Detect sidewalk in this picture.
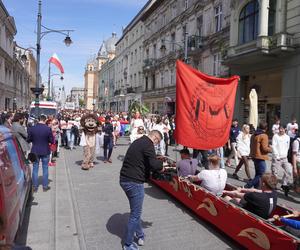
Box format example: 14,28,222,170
16,149,81,250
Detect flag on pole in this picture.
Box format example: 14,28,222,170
174,60,239,150
49,53,64,74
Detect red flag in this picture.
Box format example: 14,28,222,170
49,53,64,74
174,60,239,150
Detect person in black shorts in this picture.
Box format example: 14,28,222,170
223,173,278,219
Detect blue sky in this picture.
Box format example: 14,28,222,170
3,0,148,93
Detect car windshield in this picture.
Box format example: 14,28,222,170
30,108,57,118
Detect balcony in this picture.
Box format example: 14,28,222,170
114,89,121,96
143,58,157,71
188,35,203,52
127,87,135,94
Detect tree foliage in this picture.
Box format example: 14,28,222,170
128,100,149,117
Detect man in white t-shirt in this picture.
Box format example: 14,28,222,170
271,125,293,194
188,154,227,196
177,148,198,177
287,117,298,139
292,135,300,192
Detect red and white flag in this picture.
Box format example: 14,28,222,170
49,53,64,74
174,60,239,150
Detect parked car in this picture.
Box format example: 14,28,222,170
0,125,32,246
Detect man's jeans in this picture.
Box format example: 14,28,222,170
120,180,144,246
66,130,74,149
32,155,50,188
245,159,266,188
103,136,113,160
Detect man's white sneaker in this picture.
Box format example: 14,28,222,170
137,238,144,246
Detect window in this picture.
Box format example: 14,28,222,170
268,0,276,36
184,0,189,10
197,15,203,36
239,0,259,44
5,98,10,111
213,53,221,76
160,71,164,88
153,44,157,59
172,2,177,19
171,33,176,51
170,69,174,85
152,74,156,89
145,77,149,91
182,25,187,42
215,5,222,32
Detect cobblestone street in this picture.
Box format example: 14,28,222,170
14,137,300,250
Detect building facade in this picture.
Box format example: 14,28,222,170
114,2,153,112
0,2,33,111
84,56,98,110
70,87,85,108
141,0,231,114
97,33,118,110
98,57,116,111
226,0,300,127
85,33,118,111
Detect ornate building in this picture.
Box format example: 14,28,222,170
114,2,154,112
225,0,300,126
98,32,118,110
85,32,118,110
0,2,32,110
84,55,98,110
141,0,231,114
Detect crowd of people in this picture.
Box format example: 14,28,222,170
1,108,300,249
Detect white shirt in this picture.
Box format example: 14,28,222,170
177,158,198,177
131,118,144,129
287,122,298,138
236,132,251,156
272,124,280,135
197,168,227,196
292,138,300,163
272,133,290,159
152,123,165,138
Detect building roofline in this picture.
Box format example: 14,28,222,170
115,0,160,46
0,0,10,17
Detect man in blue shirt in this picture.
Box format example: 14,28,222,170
28,114,53,192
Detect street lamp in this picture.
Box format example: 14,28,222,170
48,73,64,100
33,0,74,115
160,30,189,62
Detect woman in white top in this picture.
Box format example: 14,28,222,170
233,124,251,180
129,111,145,143
188,155,227,196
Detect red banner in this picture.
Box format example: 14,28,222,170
174,60,239,150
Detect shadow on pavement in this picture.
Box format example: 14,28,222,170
145,183,245,249
14,194,38,248
37,177,52,186
106,213,153,245
144,183,170,200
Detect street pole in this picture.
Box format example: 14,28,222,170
35,0,42,106
184,30,188,63
47,61,51,100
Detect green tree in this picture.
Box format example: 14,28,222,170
79,98,85,107
128,100,149,117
